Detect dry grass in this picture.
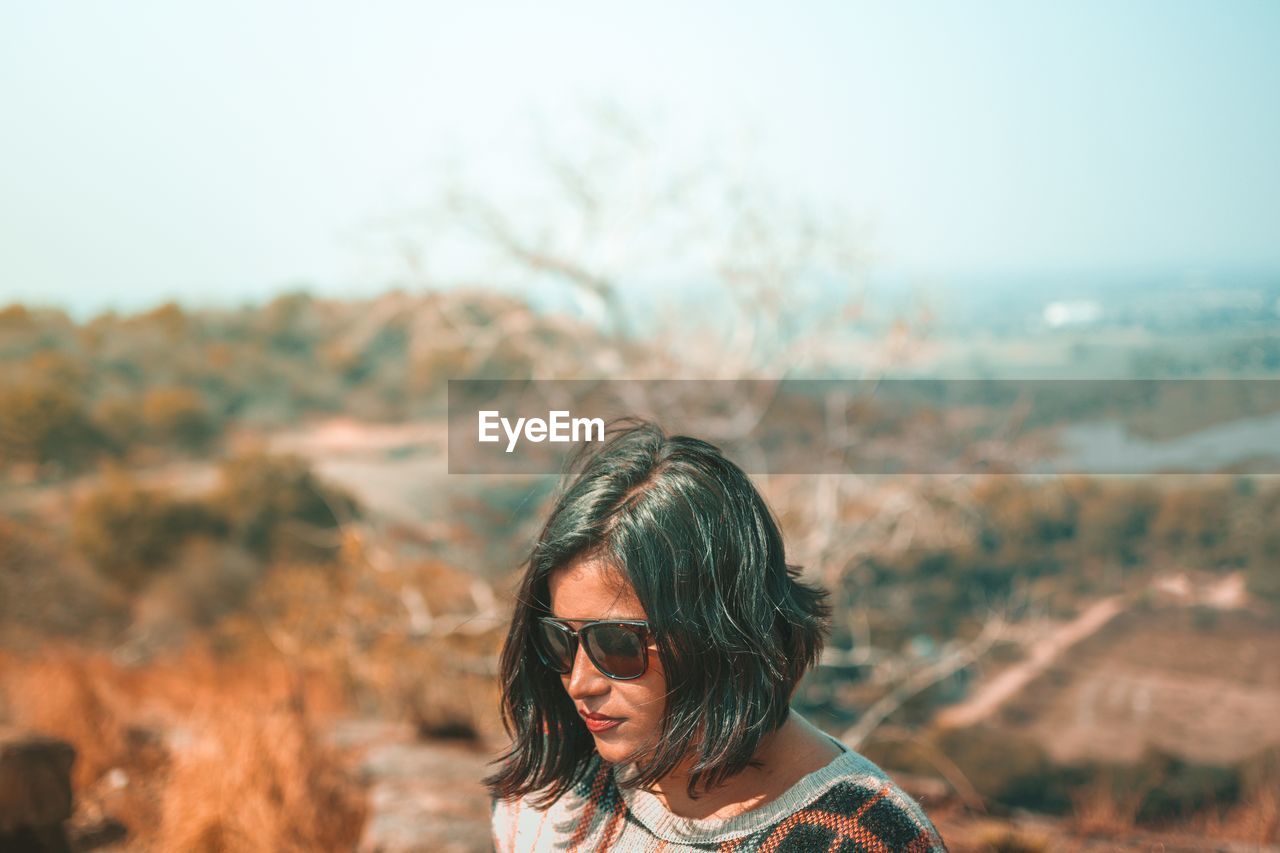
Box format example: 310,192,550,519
1224,786,1280,844
154,702,364,852
1195,783,1280,845
220,556,507,742
1069,779,1147,839
0,643,365,852
1069,769,1280,847
968,822,1049,853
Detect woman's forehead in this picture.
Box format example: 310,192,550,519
547,555,646,618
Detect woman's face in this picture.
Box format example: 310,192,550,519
546,554,667,766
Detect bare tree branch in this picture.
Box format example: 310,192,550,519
840,614,1007,749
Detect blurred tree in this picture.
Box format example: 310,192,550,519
0,381,99,473
0,304,77,360
0,302,34,331
1246,489,1280,603
973,476,1078,558
140,386,218,452
935,725,1065,811
22,351,90,390
1071,478,1158,565
212,452,359,564
372,103,883,396
136,301,189,341
90,395,144,458
261,291,313,344
1150,485,1231,551
71,470,225,592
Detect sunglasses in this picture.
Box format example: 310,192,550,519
533,617,653,681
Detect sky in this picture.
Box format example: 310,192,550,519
2,1,1278,317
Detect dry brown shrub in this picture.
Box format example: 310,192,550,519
0,644,364,852
224,553,506,741
0,519,130,647
1149,485,1232,550
969,821,1049,853
1196,774,1280,845
1069,780,1144,838
154,701,365,852
1224,786,1280,844
0,644,132,789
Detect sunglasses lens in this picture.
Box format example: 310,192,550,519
584,624,647,679
534,621,574,673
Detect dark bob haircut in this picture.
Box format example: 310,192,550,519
484,418,831,808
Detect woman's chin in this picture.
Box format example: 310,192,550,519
593,740,632,764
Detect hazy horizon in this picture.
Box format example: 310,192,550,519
4,2,1279,318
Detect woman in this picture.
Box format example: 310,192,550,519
486,419,947,851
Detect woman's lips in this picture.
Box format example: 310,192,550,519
580,712,623,733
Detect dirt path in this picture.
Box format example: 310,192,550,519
934,595,1126,730
325,719,497,853
0,419,447,525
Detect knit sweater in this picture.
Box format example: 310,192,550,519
490,738,948,852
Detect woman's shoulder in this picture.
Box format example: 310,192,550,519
490,753,619,852
492,748,948,852
610,743,948,851
792,746,947,852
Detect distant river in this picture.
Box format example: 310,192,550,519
1037,410,1280,474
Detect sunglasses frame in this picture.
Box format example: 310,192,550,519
534,616,653,681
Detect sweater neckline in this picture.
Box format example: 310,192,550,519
613,736,874,844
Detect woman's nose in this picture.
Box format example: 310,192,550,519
564,643,608,698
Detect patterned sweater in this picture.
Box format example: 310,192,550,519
490,739,948,852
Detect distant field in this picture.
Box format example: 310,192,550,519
996,606,1280,764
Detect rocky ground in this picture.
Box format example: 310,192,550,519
14,714,1275,852
325,718,497,853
